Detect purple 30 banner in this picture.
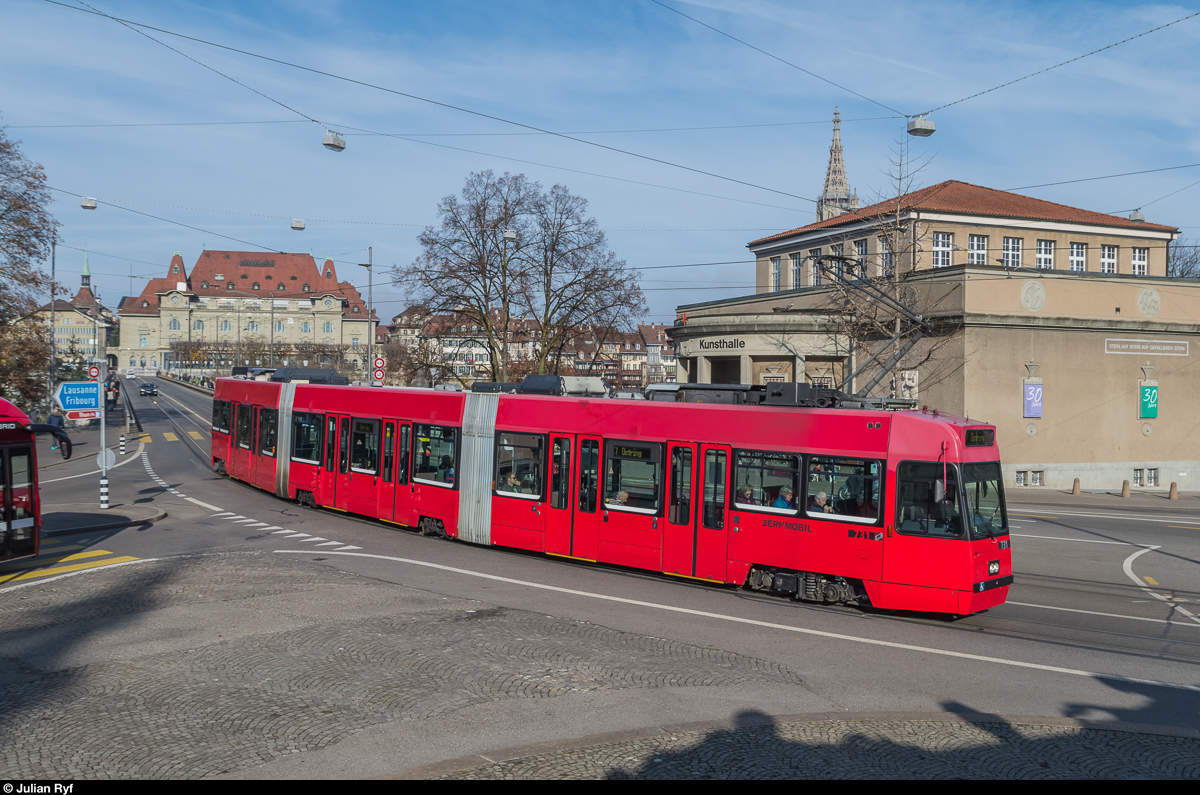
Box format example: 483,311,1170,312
1023,383,1043,418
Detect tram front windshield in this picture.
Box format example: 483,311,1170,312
962,462,1008,539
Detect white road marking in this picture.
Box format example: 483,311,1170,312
281,533,311,538
221,515,246,521
1011,533,1137,546
270,530,293,534
1005,600,1200,628
1010,507,1200,526
210,511,235,517
334,545,362,551
1121,546,1200,626
243,522,270,528
233,519,259,524
259,526,283,531
298,537,327,543
315,541,343,546
275,550,1200,694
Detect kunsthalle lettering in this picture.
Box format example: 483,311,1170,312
698,339,746,350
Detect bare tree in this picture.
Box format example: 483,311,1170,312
395,171,536,383
520,184,646,374
0,126,57,410
1167,238,1200,279
394,171,645,381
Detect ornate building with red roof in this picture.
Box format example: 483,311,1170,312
117,251,377,373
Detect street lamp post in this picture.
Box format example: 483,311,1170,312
358,247,373,382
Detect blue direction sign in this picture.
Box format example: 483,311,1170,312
54,381,102,411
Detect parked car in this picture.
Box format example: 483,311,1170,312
139,383,157,396
126,372,136,379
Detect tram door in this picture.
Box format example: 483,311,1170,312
543,435,601,559
247,407,261,487
318,414,341,509
662,443,731,581
378,421,414,524
1,445,36,561
331,415,353,512
233,403,253,481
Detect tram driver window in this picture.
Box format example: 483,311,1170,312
258,409,278,457
604,440,662,513
350,419,380,474
413,424,458,486
896,462,964,538
734,449,801,513
495,432,544,498
806,457,881,523
236,405,252,449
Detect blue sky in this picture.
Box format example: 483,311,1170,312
4,0,1199,323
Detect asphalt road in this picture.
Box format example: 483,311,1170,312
5,375,1197,779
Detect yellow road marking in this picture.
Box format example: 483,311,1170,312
139,434,152,443
0,545,88,571
0,555,140,583
163,432,179,442
1144,576,1159,585
187,431,204,440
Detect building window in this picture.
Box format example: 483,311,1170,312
172,264,180,274
201,281,209,288
1101,245,1118,274
303,283,311,292
220,320,231,332
1132,247,1148,276
1133,469,1143,487
932,233,952,268
252,282,260,290
301,322,311,333
352,338,359,348
139,334,148,347
1036,240,1054,269
1147,468,1159,486
967,235,987,265
810,248,822,286
1031,471,1043,486
193,320,203,331
1003,237,1022,269
853,239,868,277
323,322,333,334
248,321,258,333
275,321,284,333
227,282,234,290
168,318,180,331
879,242,894,276
790,253,801,288
770,257,781,292
277,283,286,291
1069,243,1086,272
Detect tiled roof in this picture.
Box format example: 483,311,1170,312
749,180,1179,247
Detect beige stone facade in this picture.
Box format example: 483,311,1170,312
673,182,1193,492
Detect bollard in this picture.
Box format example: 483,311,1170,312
100,477,110,510
1121,480,1131,498
1072,477,1081,495
120,434,126,455
1169,482,1179,500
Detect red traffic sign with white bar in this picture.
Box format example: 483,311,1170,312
66,410,100,420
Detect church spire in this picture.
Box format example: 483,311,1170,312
817,107,859,221
81,242,91,288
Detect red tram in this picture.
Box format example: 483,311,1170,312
1,398,72,563
211,377,1012,615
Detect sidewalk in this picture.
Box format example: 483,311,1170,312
1007,486,1200,511
393,710,1200,779
41,501,166,537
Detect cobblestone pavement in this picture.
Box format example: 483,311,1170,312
0,553,807,779
420,715,1200,779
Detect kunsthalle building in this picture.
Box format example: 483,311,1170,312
670,179,1192,492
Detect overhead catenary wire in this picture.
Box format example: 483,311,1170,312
45,0,818,205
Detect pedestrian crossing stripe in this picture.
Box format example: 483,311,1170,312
163,432,179,442
0,553,141,583
188,431,204,440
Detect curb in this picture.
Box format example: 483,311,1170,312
43,506,168,537
381,710,1200,780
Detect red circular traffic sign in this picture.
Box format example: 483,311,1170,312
374,357,385,369
373,368,385,381
88,365,100,380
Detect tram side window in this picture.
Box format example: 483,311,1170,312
578,439,599,513
325,416,338,472
734,449,801,512
236,405,252,449
291,412,324,464
604,440,662,513
896,461,963,538
397,425,411,485
7,448,35,555
350,419,380,473
807,456,881,522
550,437,571,509
495,432,544,498
382,423,395,482
668,447,693,525
338,418,350,474
212,400,231,433
413,424,458,485
258,409,278,457
702,449,727,530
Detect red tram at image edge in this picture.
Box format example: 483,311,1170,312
210,379,1013,615
1,398,73,563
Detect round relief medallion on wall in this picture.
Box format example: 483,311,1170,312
1026,423,1037,436
1020,280,1046,312
1137,288,1160,318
